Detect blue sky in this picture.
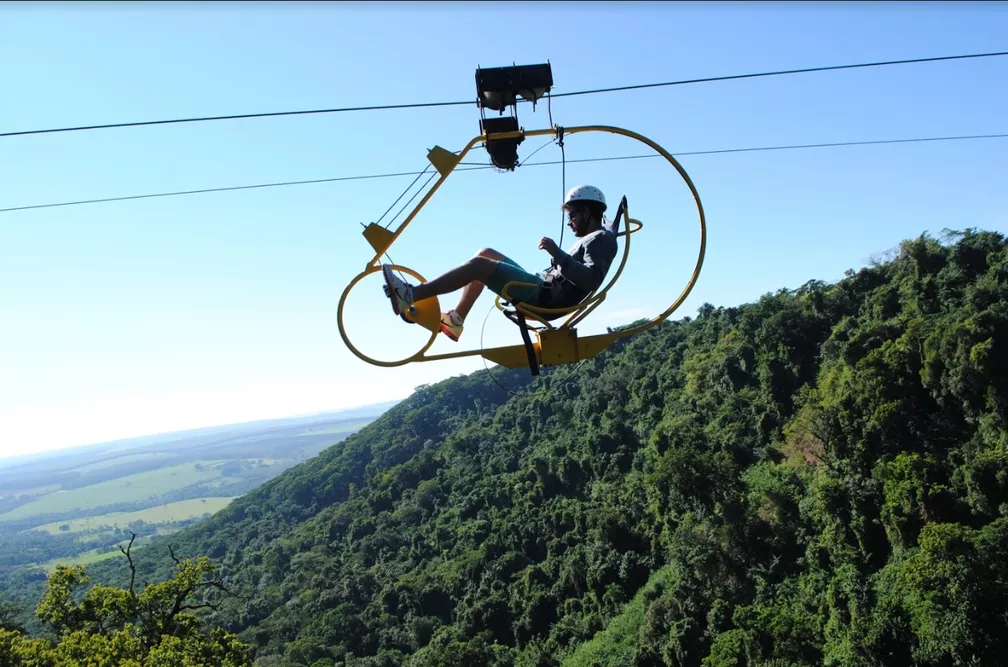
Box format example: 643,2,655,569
1,2,1006,460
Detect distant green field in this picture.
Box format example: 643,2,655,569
38,533,162,573
203,476,248,489
0,484,62,500
294,420,371,437
41,547,121,572
73,452,173,474
30,497,236,534
0,462,226,522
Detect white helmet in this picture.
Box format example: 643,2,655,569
563,184,606,213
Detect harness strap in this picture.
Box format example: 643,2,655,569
503,307,541,376
515,311,540,376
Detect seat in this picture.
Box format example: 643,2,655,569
498,196,629,374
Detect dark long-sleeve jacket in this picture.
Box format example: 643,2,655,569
539,229,618,307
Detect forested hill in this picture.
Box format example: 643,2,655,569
73,229,1008,666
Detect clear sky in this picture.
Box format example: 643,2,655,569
1,2,1006,461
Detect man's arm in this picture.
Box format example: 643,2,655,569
553,233,617,293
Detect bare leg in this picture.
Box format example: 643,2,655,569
454,281,484,321
411,256,495,302
454,248,511,320
403,248,512,322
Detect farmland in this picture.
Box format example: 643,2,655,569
0,463,226,523
0,402,393,578
31,497,236,535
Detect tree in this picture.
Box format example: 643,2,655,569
0,533,253,666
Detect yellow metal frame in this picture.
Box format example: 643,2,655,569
336,124,707,372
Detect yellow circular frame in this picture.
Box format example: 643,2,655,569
337,124,707,373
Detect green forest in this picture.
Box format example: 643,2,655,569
1,228,1005,666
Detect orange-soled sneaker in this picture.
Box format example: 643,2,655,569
439,310,464,342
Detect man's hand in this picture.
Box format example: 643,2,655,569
538,237,559,258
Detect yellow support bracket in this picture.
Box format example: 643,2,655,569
362,223,396,258
427,146,461,177
481,342,540,370
537,328,579,367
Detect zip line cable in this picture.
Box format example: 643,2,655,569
2,49,1006,139
2,132,1005,215
0,170,475,214
476,132,1008,166
546,49,1008,100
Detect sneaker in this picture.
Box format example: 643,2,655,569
440,310,464,342
382,265,415,317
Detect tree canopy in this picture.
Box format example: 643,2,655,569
1,535,254,666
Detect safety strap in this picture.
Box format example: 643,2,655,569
504,308,540,376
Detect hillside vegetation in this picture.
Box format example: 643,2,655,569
5,228,1006,667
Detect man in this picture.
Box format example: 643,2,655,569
382,185,617,342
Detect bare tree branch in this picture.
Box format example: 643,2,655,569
179,601,221,613
119,532,138,597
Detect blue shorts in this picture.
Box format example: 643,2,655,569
486,255,542,303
